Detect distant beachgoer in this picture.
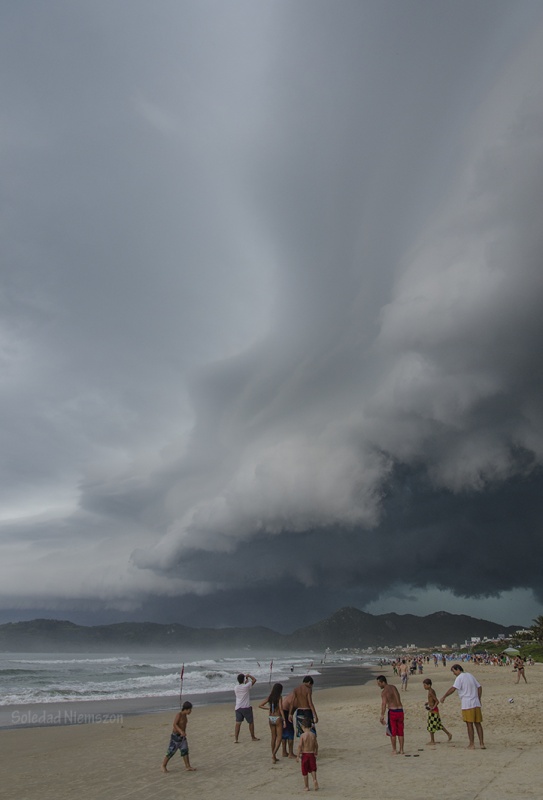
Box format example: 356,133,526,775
296,719,319,791
377,675,404,755
281,691,296,758
161,701,196,772
398,659,409,691
234,673,260,743
514,656,527,684
258,682,285,763
440,665,485,750
423,679,452,745
289,676,318,745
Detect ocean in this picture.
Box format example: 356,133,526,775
0,651,377,729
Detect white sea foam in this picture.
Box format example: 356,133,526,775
0,651,337,707
15,657,131,665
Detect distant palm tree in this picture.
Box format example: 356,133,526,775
531,615,543,643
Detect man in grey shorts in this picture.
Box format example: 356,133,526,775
234,672,260,743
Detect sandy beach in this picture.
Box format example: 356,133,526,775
1,661,541,800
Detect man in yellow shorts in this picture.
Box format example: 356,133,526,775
440,664,485,750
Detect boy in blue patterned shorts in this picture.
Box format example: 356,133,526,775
162,702,196,772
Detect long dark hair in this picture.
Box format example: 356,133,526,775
267,682,283,707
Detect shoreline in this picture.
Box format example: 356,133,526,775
0,662,375,730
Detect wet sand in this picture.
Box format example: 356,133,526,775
0,662,373,729
0,661,540,799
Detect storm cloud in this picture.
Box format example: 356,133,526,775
1,1,542,630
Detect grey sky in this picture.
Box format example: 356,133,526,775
1,1,542,631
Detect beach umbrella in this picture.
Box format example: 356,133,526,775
503,647,520,655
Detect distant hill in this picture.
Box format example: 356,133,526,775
0,618,284,653
285,607,520,649
0,609,520,653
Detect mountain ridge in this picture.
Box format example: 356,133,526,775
0,608,521,652
289,607,520,649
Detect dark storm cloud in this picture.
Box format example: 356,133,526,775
134,465,543,600
1,1,543,627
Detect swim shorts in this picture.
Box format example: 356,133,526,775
300,752,317,776
282,711,294,740
295,709,316,737
387,709,404,737
461,707,482,723
235,706,254,724
427,710,444,733
165,732,188,758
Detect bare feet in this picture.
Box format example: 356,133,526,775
251,737,260,741
447,733,453,742
314,781,319,790
161,766,168,773
480,745,486,749
185,766,197,771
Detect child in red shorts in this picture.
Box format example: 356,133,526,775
296,719,319,791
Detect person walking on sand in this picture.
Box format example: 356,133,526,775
289,676,318,743
399,659,409,691
234,672,260,743
423,679,452,745
258,682,285,763
377,675,404,755
161,701,196,773
297,719,319,792
440,664,485,750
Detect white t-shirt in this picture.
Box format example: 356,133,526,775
453,671,481,709
234,680,253,709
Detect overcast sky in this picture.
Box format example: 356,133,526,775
1,1,543,633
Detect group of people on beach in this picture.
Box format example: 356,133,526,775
232,671,320,791
378,663,485,755
254,672,320,791
161,671,320,791
161,653,529,786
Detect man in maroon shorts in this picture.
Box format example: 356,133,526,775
377,675,405,755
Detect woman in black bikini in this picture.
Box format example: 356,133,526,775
259,682,285,763
514,655,527,683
